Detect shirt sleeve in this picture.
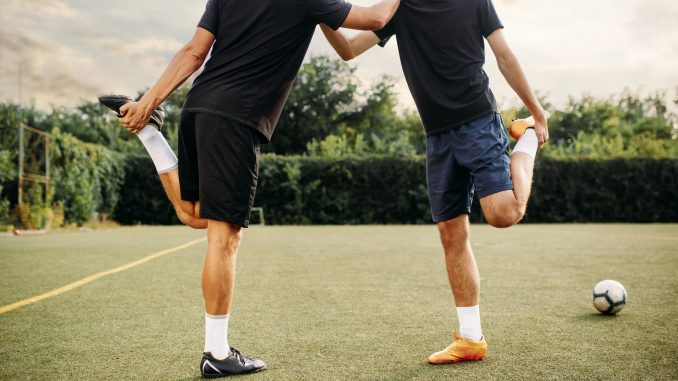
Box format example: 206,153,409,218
307,0,353,30
373,18,396,47
478,0,503,38
197,0,219,35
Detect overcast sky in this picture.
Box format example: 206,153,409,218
1,0,676,111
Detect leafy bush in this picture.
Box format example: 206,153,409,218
116,155,678,225
0,149,13,224
528,158,678,222
113,155,178,225
256,155,432,224
50,129,125,225
0,199,9,225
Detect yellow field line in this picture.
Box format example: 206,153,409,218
0,237,207,315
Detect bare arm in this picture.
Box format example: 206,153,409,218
341,0,400,31
120,28,216,132
487,29,549,146
320,25,381,61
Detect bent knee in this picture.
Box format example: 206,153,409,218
177,210,207,230
485,207,525,229
186,219,208,230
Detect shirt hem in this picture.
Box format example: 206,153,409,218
477,183,514,199
482,24,504,38
181,107,272,143
330,4,353,31
432,208,472,223
425,109,497,137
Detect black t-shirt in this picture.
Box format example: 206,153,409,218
183,0,352,142
375,0,503,136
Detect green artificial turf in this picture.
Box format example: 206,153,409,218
1,225,677,380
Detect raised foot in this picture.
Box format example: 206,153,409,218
98,94,166,130
507,116,535,141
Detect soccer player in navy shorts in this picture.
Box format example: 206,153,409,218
106,0,401,377
321,0,549,364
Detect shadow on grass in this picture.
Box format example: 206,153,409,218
178,373,260,381
380,358,491,381
572,313,622,324
176,361,491,380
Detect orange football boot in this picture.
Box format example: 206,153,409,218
507,115,535,141
427,332,487,365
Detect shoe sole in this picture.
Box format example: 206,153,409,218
201,365,267,378
98,96,132,111
428,356,486,365
98,95,163,130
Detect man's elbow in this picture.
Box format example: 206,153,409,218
363,7,388,30
339,49,357,61
339,53,353,61
497,50,518,69
182,45,208,69
369,15,388,31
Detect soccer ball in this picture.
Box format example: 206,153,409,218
592,280,627,315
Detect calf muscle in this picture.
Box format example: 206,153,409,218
158,169,208,229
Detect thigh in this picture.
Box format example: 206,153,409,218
194,113,260,228
452,112,513,199
426,130,474,223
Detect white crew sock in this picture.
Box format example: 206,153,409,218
136,125,178,174
457,305,483,342
512,128,538,159
204,313,230,359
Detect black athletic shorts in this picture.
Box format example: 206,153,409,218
178,112,260,228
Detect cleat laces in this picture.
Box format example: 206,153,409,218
229,347,247,365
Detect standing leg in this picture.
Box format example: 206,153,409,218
427,214,487,364
439,215,479,310
202,220,241,359
195,113,266,377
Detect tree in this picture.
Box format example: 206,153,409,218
268,55,358,154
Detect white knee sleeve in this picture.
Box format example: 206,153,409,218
137,125,178,174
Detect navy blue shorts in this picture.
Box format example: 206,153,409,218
426,112,513,223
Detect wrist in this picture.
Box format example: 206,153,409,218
138,96,157,116
529,107,547,121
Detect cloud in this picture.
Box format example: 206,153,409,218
83,36,183,57
5,0,77,18
0,0,676,111
0,29,102,108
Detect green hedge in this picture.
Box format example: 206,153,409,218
256,156,432,224
113,155,178,225
528,158,678,222
50,129,125,224
113,156,678,225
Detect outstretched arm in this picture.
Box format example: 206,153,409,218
321,25,381,61
120,28,215,132
487,29,549,146
341,0,400,30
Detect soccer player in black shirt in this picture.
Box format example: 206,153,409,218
109,0,400,377
321,0,549,365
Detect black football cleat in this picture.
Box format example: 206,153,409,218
200,348,267,378
98,94,165,130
